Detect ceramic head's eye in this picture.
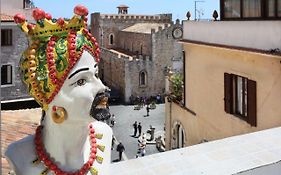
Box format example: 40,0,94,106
77,79,86,86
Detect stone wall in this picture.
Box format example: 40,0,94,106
124,59,155,102
117,31,151,56
99,49,127,100
1,23,30,101
150,22,184,95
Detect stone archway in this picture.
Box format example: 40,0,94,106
172,121,186,149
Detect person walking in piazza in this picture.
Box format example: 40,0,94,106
112,136,116,150
5,5,113,175
146,104,150,116
138,122,142,137
132,121,138,137
138,133,147,157
116,142,125,161
111,114,115,127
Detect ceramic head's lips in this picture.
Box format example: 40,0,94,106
90,92,111,121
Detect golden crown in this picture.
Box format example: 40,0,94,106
14,5,100,110
14,5,88,39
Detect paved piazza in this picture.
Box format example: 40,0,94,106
110,104,165,162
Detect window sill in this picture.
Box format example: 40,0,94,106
229,113,256,127
139,85,147,88
1,84,14,88
1,45,13,47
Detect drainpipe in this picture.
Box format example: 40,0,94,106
165,68,173,150
169,99,172,150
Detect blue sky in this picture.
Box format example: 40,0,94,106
33,0,220,21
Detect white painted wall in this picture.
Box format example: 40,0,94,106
110,127,281,175
183,20,281,51
238,161,281,175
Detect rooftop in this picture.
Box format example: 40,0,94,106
0,14,14,22
117,5,129,8
110,127,281,175
1,108,41,174
122,23,169,34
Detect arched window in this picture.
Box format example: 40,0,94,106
109,34,114,45
139,70,147,86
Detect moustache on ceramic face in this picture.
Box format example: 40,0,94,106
90,91,111,121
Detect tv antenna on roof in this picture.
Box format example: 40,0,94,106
194,0,205,21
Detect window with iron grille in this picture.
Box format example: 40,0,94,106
1,64,13,86
1,29,12,46
224,73,257,126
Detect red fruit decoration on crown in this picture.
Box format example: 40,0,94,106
57,18,65,27
84,16,88,22
45,13,52,20
14,13,26,24
32,8,46,21
27,23,36,30
74,5,89,16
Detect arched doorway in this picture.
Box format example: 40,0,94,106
172,121,186,149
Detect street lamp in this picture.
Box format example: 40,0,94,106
194,0,205,21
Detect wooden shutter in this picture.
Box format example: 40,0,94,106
247,79,257,127
182,50,186,107
224,73,232,113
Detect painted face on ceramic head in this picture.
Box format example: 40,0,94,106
49,51,109,123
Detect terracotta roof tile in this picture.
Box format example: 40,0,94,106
0,14,14,22
1,108,41,174
117,5,129,8
122,23,169,34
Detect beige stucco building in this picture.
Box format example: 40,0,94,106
165,0,281,150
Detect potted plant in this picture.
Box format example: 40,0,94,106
170,73,183,101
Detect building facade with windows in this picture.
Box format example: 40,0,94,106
1,1,34,101
165,0,281,150
91,6,183,103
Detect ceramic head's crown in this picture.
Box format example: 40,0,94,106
14,5,100,110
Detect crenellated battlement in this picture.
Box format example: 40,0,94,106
98,13,172,22
151,23,173,34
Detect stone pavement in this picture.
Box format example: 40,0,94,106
109,104,165,162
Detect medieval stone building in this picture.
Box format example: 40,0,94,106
91,6,183,103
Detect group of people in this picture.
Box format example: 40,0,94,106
129,94,163,106
132,121,148,157
132,121,142,137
